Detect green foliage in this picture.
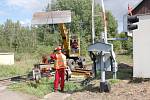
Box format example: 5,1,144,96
108,79,120,85
80,37,88,56
48,0,117,56
0,20,36,53
111,41,122,52
35,25,60,46
0,53,38,79
116,54,133,65
107,11,118,37
64,82,82,92
9,78,54,97
117,67,132,79
0,0,118,57
14,53,24,61
124,37,133,55
0,65,30,78
33,45,53,60
117,33,133,55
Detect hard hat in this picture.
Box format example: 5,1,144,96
54,48,57,50
56,46,62,50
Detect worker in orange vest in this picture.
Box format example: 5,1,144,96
53,46,67,92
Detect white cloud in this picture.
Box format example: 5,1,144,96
0,11,8,16
6,0,48,11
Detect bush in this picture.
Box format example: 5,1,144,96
33,45,54,60
111,41,122,52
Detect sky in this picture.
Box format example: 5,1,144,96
0,0,51,25
0,0,142,32
97,0,142,32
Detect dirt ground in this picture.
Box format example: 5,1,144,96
1,63,150,100
65,63,150,100
65,80,150,100
2,79,150,100
0,86,38,100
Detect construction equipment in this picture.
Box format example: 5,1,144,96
31,10,85,71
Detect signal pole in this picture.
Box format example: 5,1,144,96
92,0,95,44
101,0,107,43
88,0,118,92
100,0,107,89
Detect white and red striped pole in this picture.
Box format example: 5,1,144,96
101,0,108,43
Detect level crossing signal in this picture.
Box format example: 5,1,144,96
127,15,139,31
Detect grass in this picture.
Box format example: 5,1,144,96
92,54,133,80
116,54,133,65
117,67,133,79
9,77,83,98
9,77,54,97
64,81,83,92
108,79,120,85
116,54,133,79
1,52,83,98
2,53,133,97
0,53,39,79
0,60,36,79
96,69,132,81
0,65,28,78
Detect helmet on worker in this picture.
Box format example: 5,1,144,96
56,46,62,52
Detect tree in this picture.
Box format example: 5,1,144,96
0,19,37,52
0,0,118,56
50,0,103,43
49,0,118,55
107,11,118,37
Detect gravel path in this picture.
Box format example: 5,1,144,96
0,85,38,100
44,92,71,100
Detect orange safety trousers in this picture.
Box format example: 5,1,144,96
54,68,65,91
54,53,66,91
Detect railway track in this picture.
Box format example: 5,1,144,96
0,75,28,86
72,69,92,76
70,63,93,81
0,79,12,86
0,63,93,86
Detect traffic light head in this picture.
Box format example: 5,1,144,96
128,16,139,23
128,24,138,30
127,15,139,31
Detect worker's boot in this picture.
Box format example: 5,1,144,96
54,89,58,92
60,88,64,92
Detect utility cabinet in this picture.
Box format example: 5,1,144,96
0,53,14,65
133,14,150,78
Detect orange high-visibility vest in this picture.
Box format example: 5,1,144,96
54,53,66,69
